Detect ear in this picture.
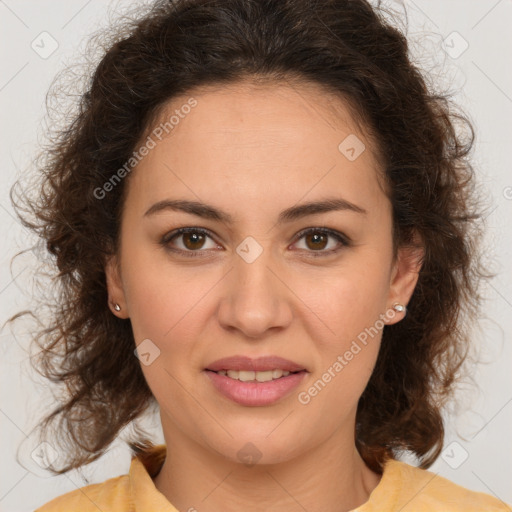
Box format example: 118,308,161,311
385,231,424,325
105,254,129,318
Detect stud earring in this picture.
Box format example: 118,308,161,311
392,303,405,313
113,303,121,312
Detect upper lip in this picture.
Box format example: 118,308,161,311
205,355,307,373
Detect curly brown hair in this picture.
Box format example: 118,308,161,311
7,0,488,475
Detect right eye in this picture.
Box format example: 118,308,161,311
160,227,223,257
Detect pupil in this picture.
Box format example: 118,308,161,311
307,232,327,250
185,232,204,250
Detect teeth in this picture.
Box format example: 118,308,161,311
218,369,292,381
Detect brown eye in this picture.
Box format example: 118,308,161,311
181,231,207,250
293,228,350,256
161,227,220,256
161,226,350,259
304,232,329,251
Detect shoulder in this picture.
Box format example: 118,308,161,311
371,459,511,511
34,473,131,512
34,444,168,512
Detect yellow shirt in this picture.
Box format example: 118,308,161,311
35,444,510,511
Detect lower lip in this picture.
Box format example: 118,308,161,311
204,370,307,406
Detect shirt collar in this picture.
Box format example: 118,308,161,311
129,444,179,512
127,444,402,512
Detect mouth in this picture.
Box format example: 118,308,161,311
203,355,308,405
204,368,305,382
204,367,308,407
204,355,307,378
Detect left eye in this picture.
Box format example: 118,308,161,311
161,227,349,257
293,228,348,254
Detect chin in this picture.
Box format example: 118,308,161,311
205,431,306,467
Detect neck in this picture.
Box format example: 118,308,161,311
153,418,381,512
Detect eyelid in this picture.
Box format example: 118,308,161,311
160,226,350,257
292,226,350,246
160,227,220,251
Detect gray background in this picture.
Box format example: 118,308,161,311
1,0,511,510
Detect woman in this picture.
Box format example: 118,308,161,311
8,0,509,510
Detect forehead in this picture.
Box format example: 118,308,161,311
126,80,388,219
153,78,373,148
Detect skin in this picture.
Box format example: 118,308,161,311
105,80,423,512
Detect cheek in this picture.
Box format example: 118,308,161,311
125,270,202,406
121,242,207,342
122,251,219,391
125,280,177,343
295,253,391,400
301,256,391,342
296,278,385,429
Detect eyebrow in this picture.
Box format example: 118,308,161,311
144,197,367,224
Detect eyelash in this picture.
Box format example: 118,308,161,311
160,227,350,258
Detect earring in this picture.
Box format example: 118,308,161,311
113,303,121,312
392,303,405,313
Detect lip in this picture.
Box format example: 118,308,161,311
205,355,307,373
204,369,308,406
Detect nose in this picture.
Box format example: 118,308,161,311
216,244,293,339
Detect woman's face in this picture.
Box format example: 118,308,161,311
106,81,420,465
